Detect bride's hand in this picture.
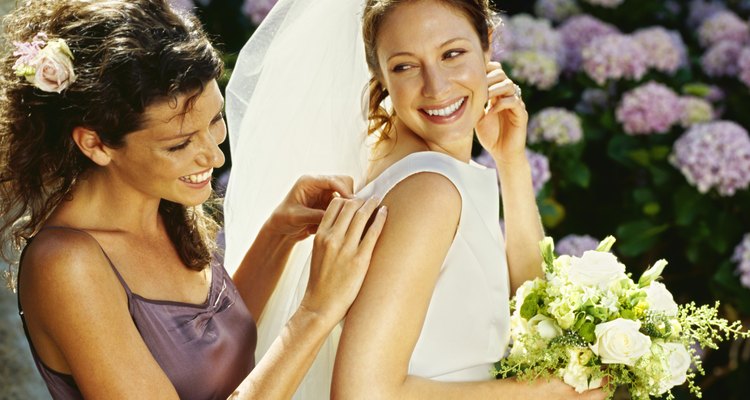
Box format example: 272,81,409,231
266,175,355,242
475,61,529,166
302,197,387,322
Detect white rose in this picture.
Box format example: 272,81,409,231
662,342,691,387
28,39,76,93
569,251,627,288
528,314,563,340
645,281,678,316
561,349,603,393
591,318,652,366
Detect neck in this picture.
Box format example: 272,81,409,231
389,118,473,162
52,168,163,236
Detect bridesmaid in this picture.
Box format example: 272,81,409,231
0,1,385,399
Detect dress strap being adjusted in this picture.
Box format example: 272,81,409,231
35,226,134,295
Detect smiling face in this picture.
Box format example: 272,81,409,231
375,0,490,156
106,80,226,207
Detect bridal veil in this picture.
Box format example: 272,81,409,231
223,0,370,397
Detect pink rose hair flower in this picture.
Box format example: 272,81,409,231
13,32,76,93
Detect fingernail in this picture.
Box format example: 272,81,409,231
379,205,388,215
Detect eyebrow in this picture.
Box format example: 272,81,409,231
158,104,225,142
386,37,471,62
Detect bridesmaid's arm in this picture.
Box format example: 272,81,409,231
231,175,355,320
495,155,544,293
231,223,296,322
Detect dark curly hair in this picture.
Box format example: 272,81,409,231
0,0,224,279
362,0,495,139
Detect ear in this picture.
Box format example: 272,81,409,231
71,127,112,166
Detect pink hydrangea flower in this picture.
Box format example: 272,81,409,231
508,50,560,90
701,40,744,77
559,15,619,72
582,34,648,86
739,47,750,88
697,10,749,48
528,108,583,145
670,121,750,196
616,82,682,135
632,27,687,75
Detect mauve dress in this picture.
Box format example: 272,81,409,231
17,227,257,400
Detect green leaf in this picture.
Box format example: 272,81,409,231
520,294,540,320
627,149,651,167
672,185,704,226
616,220,669,257
579,321,596,343
649,146,671,161
539,198,566,228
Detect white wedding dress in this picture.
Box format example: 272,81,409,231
355,150,511,381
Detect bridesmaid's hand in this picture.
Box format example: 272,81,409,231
475,61,529,166
303,197,388,322
266,175,355,242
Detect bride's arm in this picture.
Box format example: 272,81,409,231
231,175,354,319
331,173,601,400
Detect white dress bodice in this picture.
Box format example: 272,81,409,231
355,151,511,381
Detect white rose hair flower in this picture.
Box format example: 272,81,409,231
12,32,76,93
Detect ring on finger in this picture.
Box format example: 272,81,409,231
513,84,522,99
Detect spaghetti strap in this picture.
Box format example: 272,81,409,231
36,226,134,295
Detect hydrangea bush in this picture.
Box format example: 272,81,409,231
490,1,750,397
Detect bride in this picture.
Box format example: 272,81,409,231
224,0,606,398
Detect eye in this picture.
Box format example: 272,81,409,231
443,49,466,60
392,63,414,73
167,138,192,152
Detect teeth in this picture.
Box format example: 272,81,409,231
180,170,212,184
425,98,465,117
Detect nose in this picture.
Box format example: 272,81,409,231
421,63,450,99
196,129,226,169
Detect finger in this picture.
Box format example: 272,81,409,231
329,197,366,238
488,95,526,115
318,197,347,232
357,205,388,255
488,78,515,99
486,61,505,75
342,197,381,246
329,175,354,199
290,207,326,227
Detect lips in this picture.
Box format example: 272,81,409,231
419,96,468,124
180,169,213,184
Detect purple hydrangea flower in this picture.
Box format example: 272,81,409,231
670,121,750,196
701,40,744,77
581,0,624,8
739,47,750,88
503,14,566,65
732,233,750,289
688,0,728,27
679,96,715,128
556,234,600,257
559,15,619,72
632,27,687,75
491,14,512,62
582,34,648,86
243,0,279,25
508,50,560,90
616,82,683,135
528,108,583,145
474,149,551,195
697,11,750,48
534,0,581,23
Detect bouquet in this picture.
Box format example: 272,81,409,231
493,236,749,399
